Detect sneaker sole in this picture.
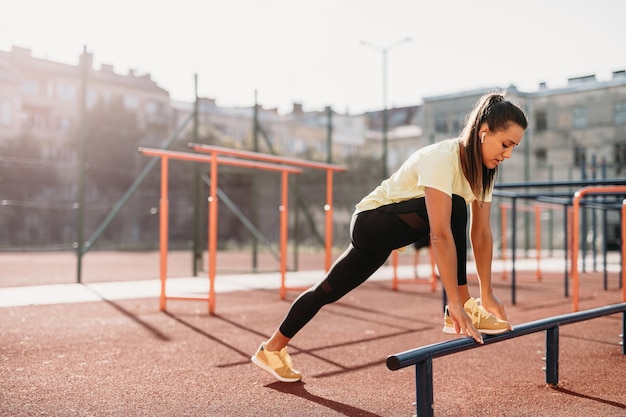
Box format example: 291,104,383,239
251,356,302,383
443,325,510,335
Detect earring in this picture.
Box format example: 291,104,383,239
481,133,485,144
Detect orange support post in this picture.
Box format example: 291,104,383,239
391,243,437,292
325,170,334,271
279,171,289,299
208,151,218,314
190,143,346,273
159,157,169,311
571,185,626,311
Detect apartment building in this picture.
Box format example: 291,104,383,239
0,46,171,154
171,98,368,164
1,44,624,251
416,76,626,250
418,73,626,182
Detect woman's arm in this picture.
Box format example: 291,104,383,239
470,200,510,324
425,187,483,343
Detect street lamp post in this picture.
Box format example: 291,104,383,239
361,37,411,179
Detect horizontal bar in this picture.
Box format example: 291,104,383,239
138,147,303,174
494,190,626,201
189,143,347,172
387,302,626,371
166,296,211,302
495,178,626,189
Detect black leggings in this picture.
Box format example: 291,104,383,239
278,194,468,338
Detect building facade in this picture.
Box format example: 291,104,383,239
0,46,171,153
1,44,624,252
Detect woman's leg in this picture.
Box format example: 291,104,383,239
266,206,426,350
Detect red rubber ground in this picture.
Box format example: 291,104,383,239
1,251,624,416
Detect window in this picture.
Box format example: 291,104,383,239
534,147,547,169
145,101,160,115
56,83,76,102
574,146,586,168
535,110,547,131
615,142,626,174
86,89,98,108
572,106,587,129
389,111,406,126
614,102,626,125
123,95,139,110
434,114,447,133
57,116,72,131
451,112,465,135
0,101,12,126
22,80,39,96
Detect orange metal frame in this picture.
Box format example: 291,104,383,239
189,143,347,273
499,202,562,281
571,185,626,311
139,147,303,314
390,245,437,292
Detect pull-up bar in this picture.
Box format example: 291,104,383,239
189,143,346,273
139,147,302,314
571,186,626,311
387,302,626,417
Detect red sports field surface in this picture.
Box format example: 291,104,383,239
1,251,624,416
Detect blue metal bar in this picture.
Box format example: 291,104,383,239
563,204,569,297
390,303,626,417
388,303,626,370
415,357,434,417
545,325,559,385
621,311,626,355
511,197,517,305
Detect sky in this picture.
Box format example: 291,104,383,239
1,0,625,115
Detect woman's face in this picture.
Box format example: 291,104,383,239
479,123,525,169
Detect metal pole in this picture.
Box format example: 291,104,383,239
382,49,388,179
511,197,518,305
523,100,531,257
252,90,259,271
208,152,218,314
192,74,202,276
564,204,569,297
360,38,411,180
545,325,559,386
159,157,169,311
326,106,333,164
76,45,89,284
279,171,289,299
591,155,597,272
415,358,434,417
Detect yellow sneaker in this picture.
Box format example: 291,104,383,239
443,297,510,335
251,342,302,382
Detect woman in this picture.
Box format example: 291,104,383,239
252,92,528,382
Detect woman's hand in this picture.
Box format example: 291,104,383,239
480,293,513,330
447,303,484,344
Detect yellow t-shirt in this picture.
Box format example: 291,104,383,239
354,138,492,214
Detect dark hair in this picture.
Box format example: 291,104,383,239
459,92,528,201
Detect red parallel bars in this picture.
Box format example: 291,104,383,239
571,185,626,312
189,143,346,273
139,147,302,314
390,245,437,292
